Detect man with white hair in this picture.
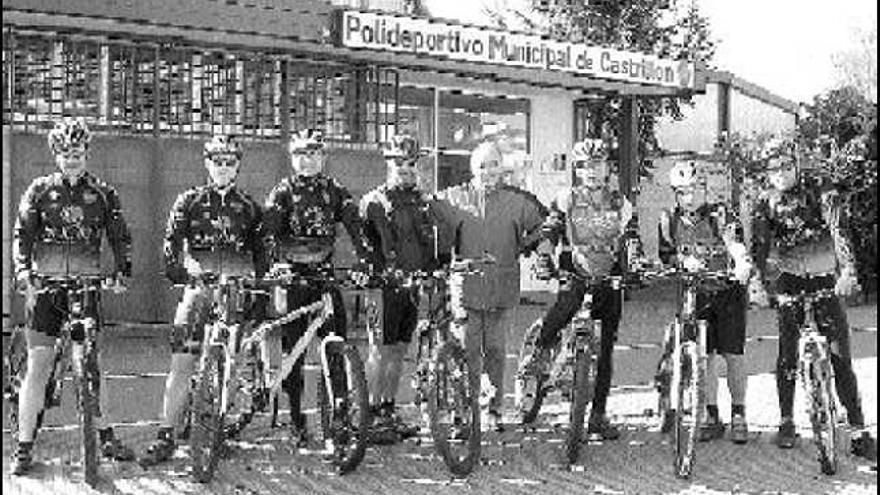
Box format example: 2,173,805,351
434,141,557,432
657,161,753,444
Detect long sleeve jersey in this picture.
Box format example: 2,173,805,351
263,174,371,266
553,188,633,277
750,182,856,282
13,171,132,277
359,184,456,272
163,184,267,284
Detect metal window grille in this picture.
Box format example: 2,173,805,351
4,30,399,147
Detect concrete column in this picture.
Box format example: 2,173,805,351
618,97,639,203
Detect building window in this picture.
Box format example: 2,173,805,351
3,30,399,148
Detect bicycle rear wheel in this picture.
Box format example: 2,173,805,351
77,340,101,487
428,341,481,477
189,345,226,483
318,342,369,474
516,372,548,426
806,358,839,475
565,348,595,464
673,342,700,479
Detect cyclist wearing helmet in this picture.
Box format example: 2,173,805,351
750,141,876,461
656,160,752,444
139,134,267,467
359,134,455,442
520,138,636,440
262,129,373,447
11,118,134,474
434,140,556,433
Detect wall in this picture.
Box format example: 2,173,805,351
4,133,386,325
654,83,720,154
729,88,797,137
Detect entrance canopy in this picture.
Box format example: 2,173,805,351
3,0,706,98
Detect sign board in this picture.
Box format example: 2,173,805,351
338,10,697,90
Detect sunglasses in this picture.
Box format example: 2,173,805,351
209,156,240,167
293,149,325,157
57,149,87,160
390,158,418,167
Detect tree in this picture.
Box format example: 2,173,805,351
832,22,877,103
798,86,877,295
484,0,717,179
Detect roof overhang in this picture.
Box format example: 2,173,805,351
3,0,706,98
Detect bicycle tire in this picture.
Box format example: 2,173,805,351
317,342,370,474
807,358,839,475
189,345,226,484
77,341,101,487
673,342,700,479
515,321,548,425
428,341,481,477
516,373,548,425
4,328,28,453
565,348,594,464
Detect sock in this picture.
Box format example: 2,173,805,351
706,405,719,422
731,404,745,417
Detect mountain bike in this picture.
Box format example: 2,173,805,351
4,275,115,487
409,256,493,476
183,266,368,482
651,267,736,479
779,288,843,475
514,273,622,464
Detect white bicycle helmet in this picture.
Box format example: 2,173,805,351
203,134,242,159
288,129,325,154
669,161,697,189
47,118,92,156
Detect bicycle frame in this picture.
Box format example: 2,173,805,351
783,289,842,475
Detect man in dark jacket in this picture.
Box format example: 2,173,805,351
11,118,134,474
140,134,267,466
262,129,373,447
359,134,454,441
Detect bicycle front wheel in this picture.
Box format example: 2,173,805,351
516,372,548,426
673,342,700,479
428,341,481,476
318,342,370,474
806,358,839,475
189,346,226,483
565,348,594,464
77,340,101,487
4,328,27,449
515,321,548,425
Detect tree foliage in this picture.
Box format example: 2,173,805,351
484,0,717,178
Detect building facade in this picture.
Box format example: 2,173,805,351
2,0,703,324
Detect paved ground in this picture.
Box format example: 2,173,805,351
2,284,877,494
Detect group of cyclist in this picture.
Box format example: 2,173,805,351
9,117,876,477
